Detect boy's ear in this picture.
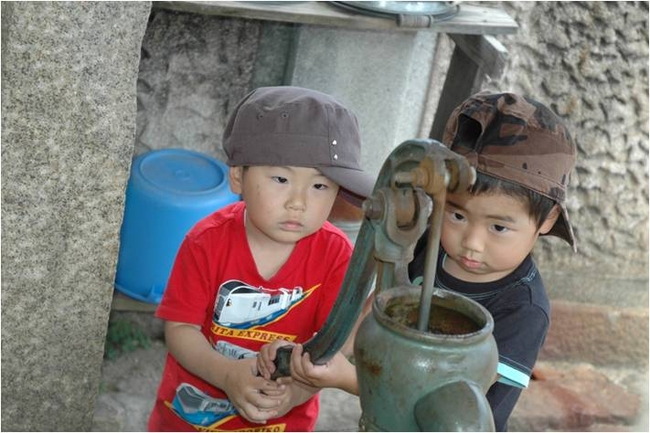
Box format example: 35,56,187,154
539,204,561,235
229,166,244,195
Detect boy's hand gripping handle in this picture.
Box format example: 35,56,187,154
271,346,293,380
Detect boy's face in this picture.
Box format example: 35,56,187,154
440,190,559,283
229,165,339,246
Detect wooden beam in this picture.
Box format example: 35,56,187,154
429,44,480,141
429,34,509,140
154,1,518,35
449,33,508,80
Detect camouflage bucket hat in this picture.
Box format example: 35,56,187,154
442,91,577,251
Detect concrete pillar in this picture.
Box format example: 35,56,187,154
1,2,151,429
288,26,439,176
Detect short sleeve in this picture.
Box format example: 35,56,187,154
156,234,213,325
492,302,549,388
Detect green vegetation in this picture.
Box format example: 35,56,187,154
103,319,151,360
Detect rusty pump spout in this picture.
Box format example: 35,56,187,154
273,139,498,431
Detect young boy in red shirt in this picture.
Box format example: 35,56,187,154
147,86,373,431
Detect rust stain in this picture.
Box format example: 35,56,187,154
358,350,383,377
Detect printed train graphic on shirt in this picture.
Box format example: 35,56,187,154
169,342,256,428
167,280,306,429
213,279,304,328
170,383,237,427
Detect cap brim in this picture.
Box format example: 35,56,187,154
544,204,577,252
319,166,375,208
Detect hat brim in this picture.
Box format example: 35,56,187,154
544,203,577,252
319,165,375,208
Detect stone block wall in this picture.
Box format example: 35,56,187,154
135,9,266,161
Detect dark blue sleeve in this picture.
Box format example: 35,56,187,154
487,302,549,431
492,302,549,386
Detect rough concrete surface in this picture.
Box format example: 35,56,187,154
92,340,648,432
1,2,151,430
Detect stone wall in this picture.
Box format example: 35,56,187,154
496,1,648,283
486,1,649,366
135,10,266,161
1,2,151,430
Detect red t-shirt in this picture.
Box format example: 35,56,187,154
148,201,353,431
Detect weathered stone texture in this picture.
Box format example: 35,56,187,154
1,2,151,430
135,9,263,161
493,2,648,281
541,300,649,367
511,362,644,431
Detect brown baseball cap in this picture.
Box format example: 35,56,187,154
443,91,577,251
223,86,374,206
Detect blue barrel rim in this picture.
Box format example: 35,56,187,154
133,148,233,197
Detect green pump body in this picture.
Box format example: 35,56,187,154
355,286,497,431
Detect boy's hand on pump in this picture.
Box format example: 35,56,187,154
221,357,287,424
257,339,297,380
288,344,358,394
257,340,322,417
258,339,358,394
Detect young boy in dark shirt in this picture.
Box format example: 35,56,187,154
408,91,577,430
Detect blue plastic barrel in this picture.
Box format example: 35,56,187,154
115,148,240,304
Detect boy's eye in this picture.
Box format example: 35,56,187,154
313,183,328,190
492,224,509,233
272,176,288,184
450,212,465,221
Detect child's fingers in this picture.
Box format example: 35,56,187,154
290,344,309,380
257,345,277,379
258,340,299,380
261,383,289,396
301,351,315,374
256,357,271,380
275,376,293,386
251,384,286,408
237,402,278,424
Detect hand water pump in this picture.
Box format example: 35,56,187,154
274,139,498,431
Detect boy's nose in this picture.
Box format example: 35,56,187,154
286,188,307,212
461,226,484,253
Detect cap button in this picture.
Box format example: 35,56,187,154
332,140,337,146
333,154,339,160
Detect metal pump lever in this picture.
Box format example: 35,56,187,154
271,139,475,378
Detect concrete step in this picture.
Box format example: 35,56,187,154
510,361,648,432
541,300,648,367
